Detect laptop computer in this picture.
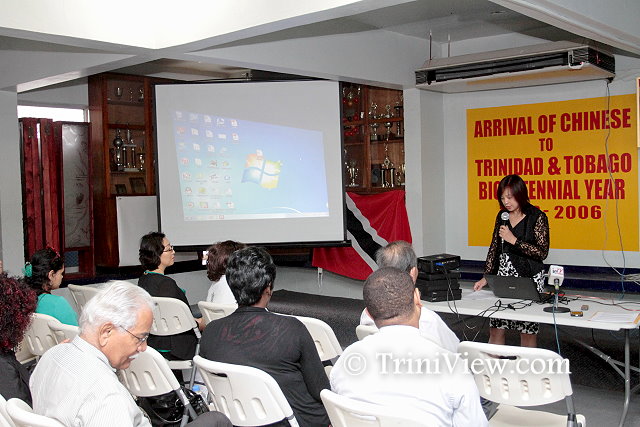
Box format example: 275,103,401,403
485,275,543,302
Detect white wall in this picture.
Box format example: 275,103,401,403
0,90,25,274
18,79,88,107
441,53,640,268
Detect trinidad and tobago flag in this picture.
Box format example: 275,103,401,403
312,190,412,280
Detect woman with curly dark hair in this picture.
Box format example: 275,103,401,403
205,240,245,304
25,248,78,326
0,272,37,404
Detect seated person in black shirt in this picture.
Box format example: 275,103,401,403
199,247,330,427
138,232,202,365
0,272,37,405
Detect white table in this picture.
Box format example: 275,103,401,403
423,287,640,427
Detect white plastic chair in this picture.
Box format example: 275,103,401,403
355,324,378,341
320,389,426,427
118,346,198,427
293,315,342,375
13,339,36,366
0,394,16,427
47,321,79,344
67,284,102,313
194,356,299,427
22,313,61,359
5,398,65,427
458,341,585,427
197,301,237,325
151,297,201,388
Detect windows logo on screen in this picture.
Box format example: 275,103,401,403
242,149,282,189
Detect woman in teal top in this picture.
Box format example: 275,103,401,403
25,248,78,326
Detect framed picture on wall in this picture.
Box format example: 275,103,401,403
115,184,127,195
129,177,146,194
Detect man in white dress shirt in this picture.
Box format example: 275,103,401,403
332,267,488,426
29,281,230,427
359,240,460,352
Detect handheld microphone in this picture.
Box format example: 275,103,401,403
500,211,509,250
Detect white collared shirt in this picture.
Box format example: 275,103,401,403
206,275,238,304
30,336,150,427
360,306,461,353
331,325,487,427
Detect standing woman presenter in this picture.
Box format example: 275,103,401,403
474,174,550,347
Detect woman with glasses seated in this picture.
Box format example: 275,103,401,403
138,232,202,370
26,248,78,326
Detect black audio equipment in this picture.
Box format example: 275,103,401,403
417,254,461,273
422,288,462,302
416,278,460,292
417,270,461,281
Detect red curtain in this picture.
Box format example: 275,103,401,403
20,118,62,258
312,190,412,280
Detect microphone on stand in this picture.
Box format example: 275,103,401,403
500,211,510,252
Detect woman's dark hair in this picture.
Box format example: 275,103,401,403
139,232,166,270
0,273,37,351
496,174,531,211
206,241,246,282
26,248,64,294
226,246,276,306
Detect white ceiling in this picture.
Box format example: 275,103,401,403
1,0,637,91
112,0,573,81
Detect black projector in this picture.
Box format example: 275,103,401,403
417,253,461,274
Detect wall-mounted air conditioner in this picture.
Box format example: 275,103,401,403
415,41,615,93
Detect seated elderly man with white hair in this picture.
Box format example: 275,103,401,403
29,281,231,427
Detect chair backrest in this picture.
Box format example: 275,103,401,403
23,313,61,357
151,297,201,338
67,284,102,313
5,398,65,427
458,341,574,406
13,339,36,366
117,346,180,397
294,315,342,362
320,389,425,427
197,301,237,325
0,394,17,427
47,321,79,345
194,356,298,427
355,324,378,341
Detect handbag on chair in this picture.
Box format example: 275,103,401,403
137,387,209,427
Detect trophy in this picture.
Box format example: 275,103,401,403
112,129,124,171
346,159,359,187
397,163,406,186
396,120,403,138
370,123,379,141
369,102,378,119
381,144,395,188
138,153,145,172
342,85,361,121
121,130,140,171
384,120,393,140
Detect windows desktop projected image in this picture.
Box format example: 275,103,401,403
173,111,329,222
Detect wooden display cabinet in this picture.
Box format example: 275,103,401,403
88,73,164,267
342,83,404,193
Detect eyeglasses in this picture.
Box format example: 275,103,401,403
163,245,174,253
118,326,149,345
